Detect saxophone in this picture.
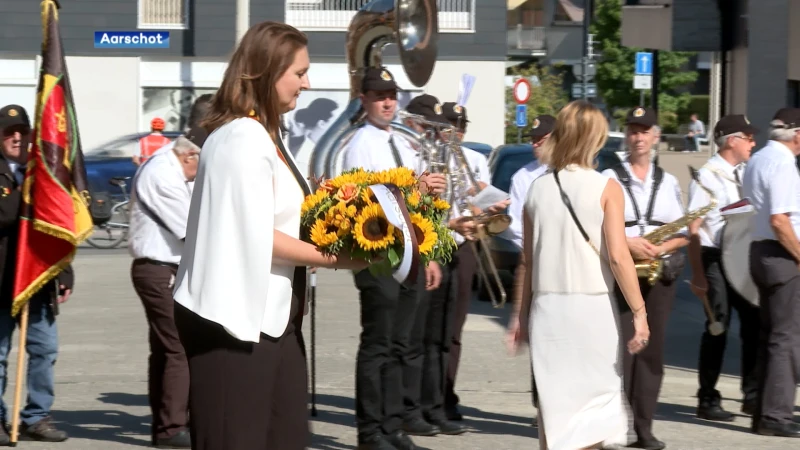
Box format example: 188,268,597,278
635,166,716,285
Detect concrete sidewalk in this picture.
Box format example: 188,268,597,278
1,249,796,449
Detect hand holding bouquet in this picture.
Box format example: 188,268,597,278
300,167,457,282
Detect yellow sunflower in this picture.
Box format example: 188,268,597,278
360,187,377,205
330,170,371,189
405,190,421,209
354,203,396,251
410,213,438,256
432,198,450,211
301,189,330,215
309,217,340,248
371,167,417,188
325,202,356,235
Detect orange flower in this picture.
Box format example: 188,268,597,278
319,179,335,193
335,183,360,204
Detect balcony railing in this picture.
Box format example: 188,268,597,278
138,0,188,29
508,25,546,53
285,0,475,32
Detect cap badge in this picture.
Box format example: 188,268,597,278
533,118,540,129
434,103,442,115
633,108,645,118
380,70,392,81
453,105,462,114
8,109,17,117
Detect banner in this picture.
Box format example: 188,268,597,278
369,184,420,286
13,0,93,317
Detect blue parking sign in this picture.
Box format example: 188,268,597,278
516,104,527,128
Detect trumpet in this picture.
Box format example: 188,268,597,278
402,111,511,307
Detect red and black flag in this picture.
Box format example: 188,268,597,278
13,0,93,317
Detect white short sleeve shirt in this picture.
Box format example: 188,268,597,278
742,140,800,241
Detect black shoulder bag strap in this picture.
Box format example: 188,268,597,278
132,154,177,236
388,136,404,168
611,163,664,236
553,170,601,257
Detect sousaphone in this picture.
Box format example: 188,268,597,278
309,0,439,184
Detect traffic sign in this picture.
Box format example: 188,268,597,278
633,75,652,90
515,104,527,127
635,52,653,75
571,83,597,99
513,78,531,104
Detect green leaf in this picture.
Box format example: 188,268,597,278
387,247,400,267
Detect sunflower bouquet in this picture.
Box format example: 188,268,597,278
301,167,457,277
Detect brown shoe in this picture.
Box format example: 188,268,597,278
20,417,68,442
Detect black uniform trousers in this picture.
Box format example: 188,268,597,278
354,268,424,442
697,246,760,405
749,240,800,427
444,243,478,410
617,277,676,441
405,259,458,422
174,291,309,450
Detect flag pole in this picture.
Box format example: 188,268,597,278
9,303,30,446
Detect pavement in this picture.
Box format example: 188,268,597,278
3,152,798,449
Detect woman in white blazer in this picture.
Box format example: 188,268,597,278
172,22,368,450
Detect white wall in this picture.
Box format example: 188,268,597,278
0,57,505,155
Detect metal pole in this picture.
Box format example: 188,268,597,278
650,49,660,116
581,0,593,100
235,0,250,44
708,51,722,155
640,90,645,107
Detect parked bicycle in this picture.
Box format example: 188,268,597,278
85,176,132,249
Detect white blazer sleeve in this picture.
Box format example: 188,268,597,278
173,119,277,342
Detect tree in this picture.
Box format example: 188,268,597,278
591,0,698,133
505,64,569,143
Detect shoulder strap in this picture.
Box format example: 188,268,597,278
644,166,664,225
553,170,601,256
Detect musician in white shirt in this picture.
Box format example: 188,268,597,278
686,115,760,423
601,106,688,450
742,107,800,438
171,22,368,450
340,68,446,450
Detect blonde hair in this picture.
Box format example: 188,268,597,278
540,100,608,171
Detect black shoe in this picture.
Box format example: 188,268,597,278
756,420,800,437
155,430,191,448
444,405,463,421
402,418,440,436
629,437,666,449
386,430,430,450
357,434,399,450
697,404,734,422
427,418,468,435
19,417,68,442
0,423,8,446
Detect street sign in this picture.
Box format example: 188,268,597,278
572,63,596,81
633,75,652,90
635,52,653,75
571,83,597,99
515,104,527,128
513,78,531,104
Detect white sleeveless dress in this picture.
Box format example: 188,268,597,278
525,165,633,450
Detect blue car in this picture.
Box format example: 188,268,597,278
84,132,182,199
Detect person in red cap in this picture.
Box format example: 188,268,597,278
134,117,172,166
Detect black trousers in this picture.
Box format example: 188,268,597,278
354,269,423,442
697,247,760,404
444,244,478,409
617,278,676,441
130,260,189,442
405,261,457,422
174,296,308,450
749,240,800,426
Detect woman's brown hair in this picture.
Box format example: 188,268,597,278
202,21,308,141
540,100,608,171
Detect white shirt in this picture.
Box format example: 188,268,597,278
448,147,492,245
504,160,549,249
342,122,420,173
173,118,309,342
742,140,800,241
687,153,744,247
602,162,686,238
7,161,23,185
128,146,193,264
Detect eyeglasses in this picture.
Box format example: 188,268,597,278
732,135,755,142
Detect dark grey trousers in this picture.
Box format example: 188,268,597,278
749,240,800,426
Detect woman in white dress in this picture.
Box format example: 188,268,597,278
507,100,651,450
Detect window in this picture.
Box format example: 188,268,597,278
285,0,476,32
139,0,188,29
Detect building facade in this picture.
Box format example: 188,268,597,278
0,0,507,154
621,0,800,143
